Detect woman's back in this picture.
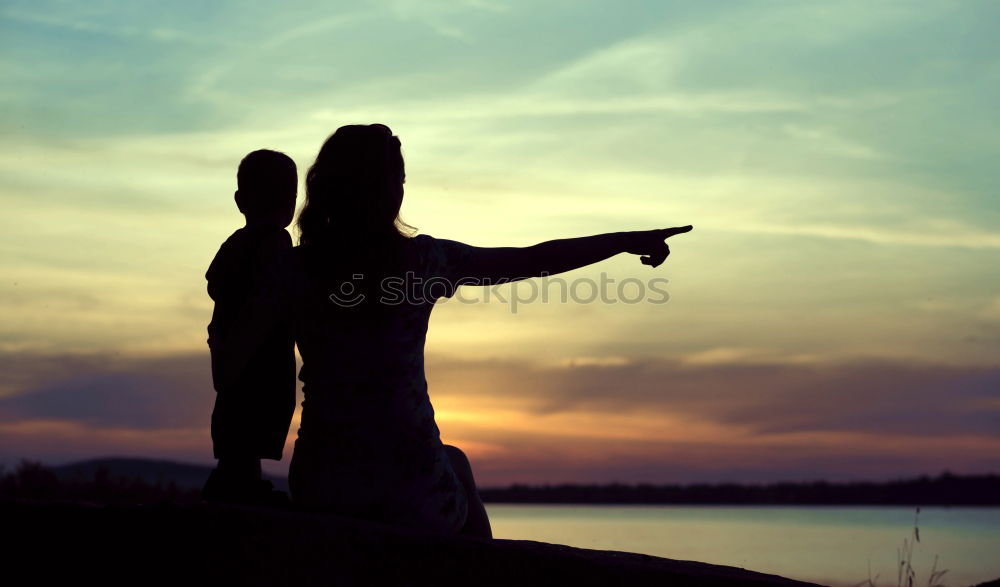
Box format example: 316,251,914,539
292,233,470,383
288,234,471,532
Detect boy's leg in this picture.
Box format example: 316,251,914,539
216,457,262,481
443,444,492,539
204,353,295,507
204,391,264,502
203,459,263,503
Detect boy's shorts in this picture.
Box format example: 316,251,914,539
211,377,295,461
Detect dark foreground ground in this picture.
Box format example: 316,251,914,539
5,497,820,587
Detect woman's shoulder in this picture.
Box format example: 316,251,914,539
409,233,438,248
409,234,472,263
406,235,474,297
409,233,472,252
407,233,441,260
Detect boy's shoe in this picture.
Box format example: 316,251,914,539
202,469,291,509
253,480,292,508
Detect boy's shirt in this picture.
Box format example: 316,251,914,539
207,224,294,393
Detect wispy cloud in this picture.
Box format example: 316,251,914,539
2,350,996,483
730,220,1000,250
1,7,226,46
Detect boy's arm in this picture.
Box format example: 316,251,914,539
211,230,293,393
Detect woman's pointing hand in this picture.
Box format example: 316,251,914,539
624,225,693,268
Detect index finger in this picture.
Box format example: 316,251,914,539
660,225,693,238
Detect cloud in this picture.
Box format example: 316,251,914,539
0,350,997,483
981,298,1000,322
729,220,1000,250
2,373,196,428
0,352,214,428
258,14,371,51
5,351,997,441
0,7,217,45
425,353,1000,438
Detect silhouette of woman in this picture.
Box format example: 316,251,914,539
287,124,691,537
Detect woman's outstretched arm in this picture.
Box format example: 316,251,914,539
454,225,693,284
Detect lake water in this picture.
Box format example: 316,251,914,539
485,505,1000,586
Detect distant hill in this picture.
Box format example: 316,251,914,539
49,457,289,492
21,457,1000,505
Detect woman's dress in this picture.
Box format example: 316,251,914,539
288,234,474,533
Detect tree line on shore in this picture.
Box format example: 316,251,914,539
2,459,997,506
479,473,1000,505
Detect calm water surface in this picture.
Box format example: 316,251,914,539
486,505,1000,586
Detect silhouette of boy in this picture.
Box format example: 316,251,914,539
202,149,297,505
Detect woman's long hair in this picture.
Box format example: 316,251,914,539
297,124,416,308
298,124,413,250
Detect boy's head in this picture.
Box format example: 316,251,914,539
235,149,297,227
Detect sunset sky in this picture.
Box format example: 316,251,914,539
1,0,998,485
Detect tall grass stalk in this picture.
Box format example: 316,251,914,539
854,507,949,587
